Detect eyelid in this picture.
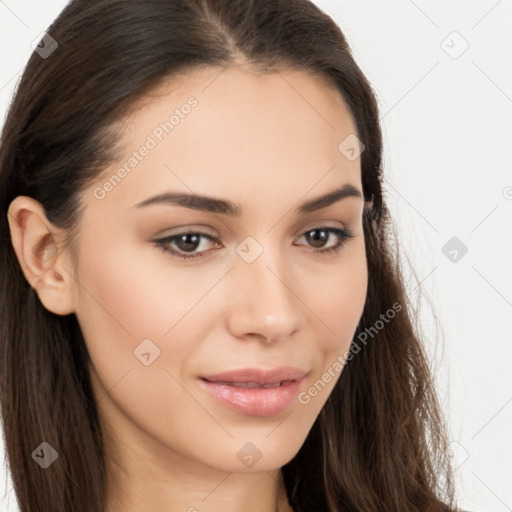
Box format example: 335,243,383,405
155,224,217,238
155,221,347,245
152,222,354,261
295,220,347,235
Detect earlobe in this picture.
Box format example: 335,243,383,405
6,195,76,316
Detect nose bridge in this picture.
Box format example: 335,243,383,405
227,237,302,341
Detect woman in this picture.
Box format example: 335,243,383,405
0,0,459,511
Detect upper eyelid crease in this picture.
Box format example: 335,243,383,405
154,226,354,260
131,183,363,216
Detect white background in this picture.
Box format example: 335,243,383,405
1,1,511,511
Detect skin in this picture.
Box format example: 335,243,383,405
8,65,370,512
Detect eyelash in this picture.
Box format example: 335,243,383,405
153,226,354,261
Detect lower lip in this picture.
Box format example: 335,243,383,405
199,378,305,417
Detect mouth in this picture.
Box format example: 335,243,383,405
200,366,308,385
198,367,308,417
201,379,294,389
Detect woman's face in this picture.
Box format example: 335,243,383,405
72,66,368,473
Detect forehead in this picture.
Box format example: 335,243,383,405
87,66,362,213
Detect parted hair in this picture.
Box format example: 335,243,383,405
0,1,456,510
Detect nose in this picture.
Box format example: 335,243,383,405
225,251,303,344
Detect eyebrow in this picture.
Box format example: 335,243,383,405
131,183,362,216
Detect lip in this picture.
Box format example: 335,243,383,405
199,366,308,417
201,366,308,384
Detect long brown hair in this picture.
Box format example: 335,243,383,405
0,0,456,510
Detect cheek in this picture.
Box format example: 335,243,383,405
311,241,368,352
75,233,215,339
73,238,206,390
295,251,367,415
297,239,367,409
73,240,218,452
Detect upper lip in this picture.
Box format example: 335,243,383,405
201,366,308,384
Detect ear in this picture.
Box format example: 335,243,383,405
7,195,76,315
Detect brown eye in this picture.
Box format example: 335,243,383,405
174,233,202,252
297,227,353,254
304,228,330,248
154,226,354,262
154,231,219,260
